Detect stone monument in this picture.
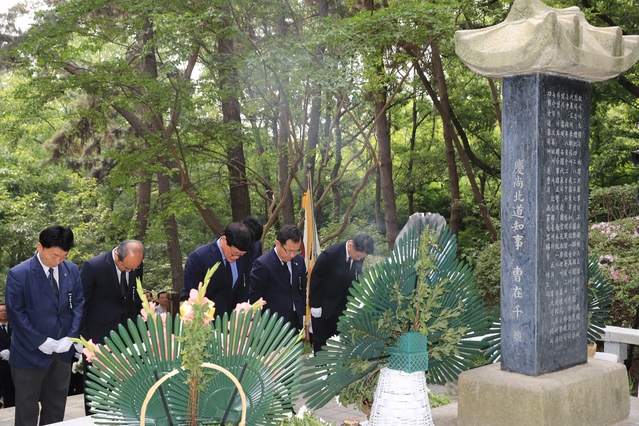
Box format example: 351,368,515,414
454,0,639,424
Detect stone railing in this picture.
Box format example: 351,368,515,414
597,325,639,364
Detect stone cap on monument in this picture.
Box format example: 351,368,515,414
455,0,639,82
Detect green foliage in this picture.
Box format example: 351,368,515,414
176,266,217,392
472,241,501,311
589,216,639,327
278,409,334,425
378,231,467,362
429,392,453,409
589,184,639,223
337,372,377,412
0,0,638,318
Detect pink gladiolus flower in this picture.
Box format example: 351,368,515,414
235,302,252,312
180,302,194,322
188,288,199,303
234,297,266,313
82,340,102,363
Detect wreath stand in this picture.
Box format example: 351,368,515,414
139,362,248,426
368,332,434,426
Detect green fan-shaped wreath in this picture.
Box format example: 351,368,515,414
84,308,303,425
301,222,498,408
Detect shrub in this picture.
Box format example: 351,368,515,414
279,407,333,425
588,216,639,327
472,241,501,311
589,184,639,223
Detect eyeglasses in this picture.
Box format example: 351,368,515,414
281,246,302,256
228,247,246,258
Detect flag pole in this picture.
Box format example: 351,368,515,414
302,170,320,342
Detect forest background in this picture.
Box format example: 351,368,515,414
1,0,639,317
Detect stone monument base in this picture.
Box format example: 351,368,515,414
457,359,629,426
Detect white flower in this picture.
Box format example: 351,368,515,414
71,360,84,375
296,405,308,418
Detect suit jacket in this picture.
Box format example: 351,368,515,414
182,239,251,318
80,251,143,344
5,255,84,369
0,323,10,374
249,248,307,325
309,241,364,318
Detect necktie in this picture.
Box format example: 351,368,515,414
225,261,234,288
48,267,59,295
284,262,292,286
1,324,6,334
120,271,128,298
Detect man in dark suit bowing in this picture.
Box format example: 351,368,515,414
309,234,374,354
80,240,145,345
5,225,84,426
0,303,14,408
182,222,254,318
249,225,307,330
79,239,144,415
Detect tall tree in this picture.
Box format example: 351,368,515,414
217,4,251,222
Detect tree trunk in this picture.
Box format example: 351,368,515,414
375,169,385,234
430,42,498,241
277,111,296,225
135,172,151,241
157,172,184,293
306,92,321,189
407,96,417,216
331,109,342,223
362,0,398,249
305,0,328,187
375,80,399,248
218,29,251,222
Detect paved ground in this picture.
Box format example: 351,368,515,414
0,384,635,425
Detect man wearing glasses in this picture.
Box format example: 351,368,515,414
249,225,307,331
182,222,254,318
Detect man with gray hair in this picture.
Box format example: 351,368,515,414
79,239,145,415
80,240,145,344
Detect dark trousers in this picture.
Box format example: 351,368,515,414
12,354,71,426
0,367,15,407
311,310,340,354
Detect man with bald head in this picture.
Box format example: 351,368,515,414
80,240,146,345
79,240,144,414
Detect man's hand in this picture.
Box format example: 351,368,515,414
55,337,73,353
0,349,9,361
311,307,322,318
38,337,59,354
